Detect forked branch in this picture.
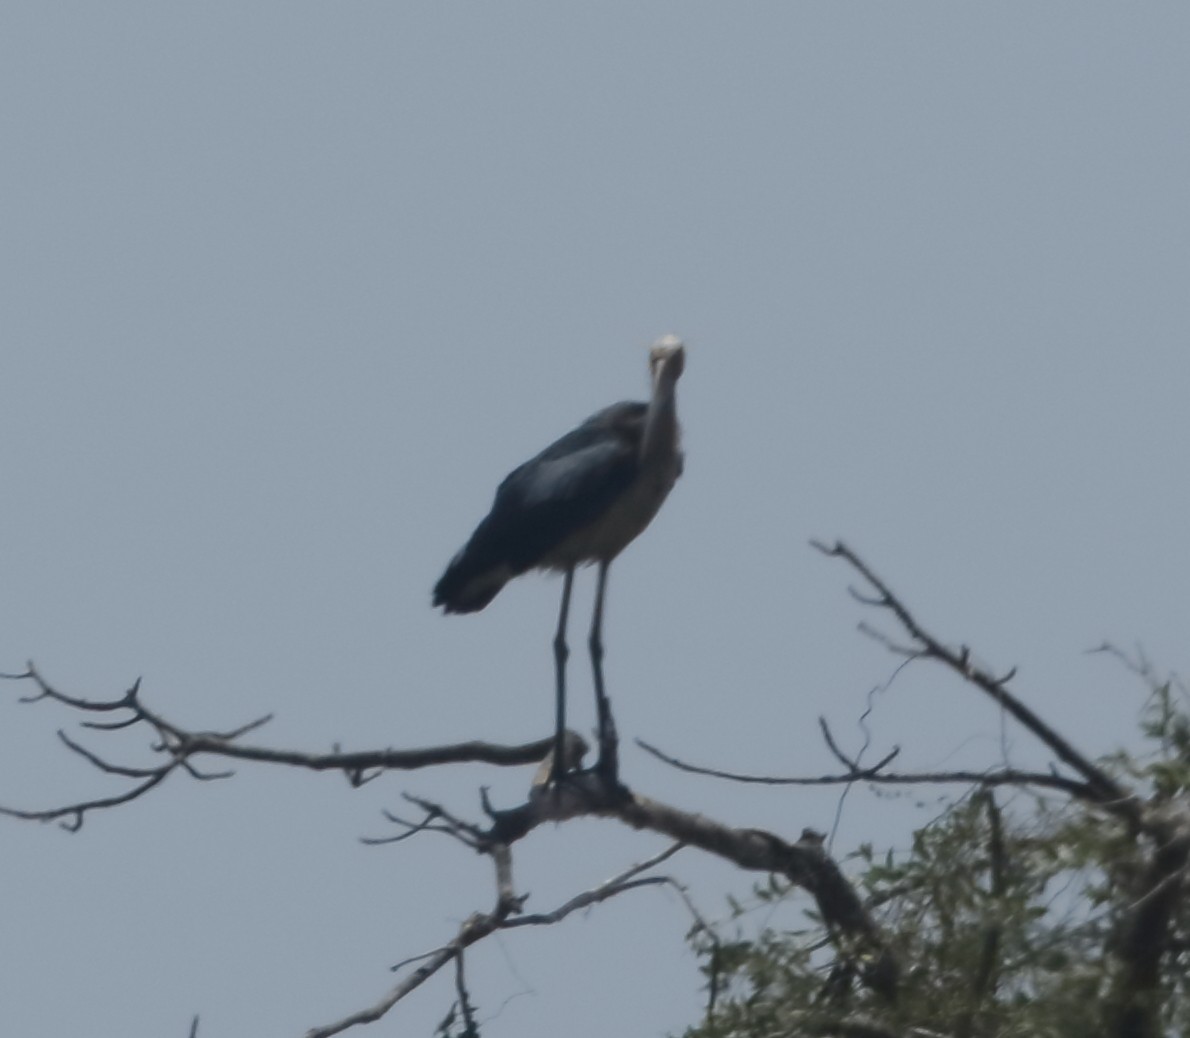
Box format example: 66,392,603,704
0,663,569,828
305,832,692,1038
811,540,1138,822
638,729,1099,801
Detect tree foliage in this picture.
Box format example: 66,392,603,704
682,672,1190,1038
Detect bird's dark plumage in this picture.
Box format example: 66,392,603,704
433,402,649,613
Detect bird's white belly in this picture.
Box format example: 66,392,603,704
541,464,679,569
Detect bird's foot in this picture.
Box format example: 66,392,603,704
544,728,590,785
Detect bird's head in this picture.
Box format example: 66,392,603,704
649,334,685,385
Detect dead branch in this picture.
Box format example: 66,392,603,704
812,540,1139,823
502,841,685,928
452,952,477,1038
305,830,690,1037
637,736,1098,800
0,664,569,828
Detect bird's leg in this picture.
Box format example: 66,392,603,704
550,567,575,784
589,560,618,781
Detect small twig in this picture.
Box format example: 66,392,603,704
389,947,445,974
501,842,685,929
5,666,143,713
0,768,176,832
82,715,143,731
402,793,487,845
454,951,478,1037
362,806,453,847
56,729,163,778
818,718,901,774
1124,859,1189,917
306,942,462,1038
856,621,922,660
177,759,235,782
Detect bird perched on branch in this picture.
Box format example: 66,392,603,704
433,335,686,782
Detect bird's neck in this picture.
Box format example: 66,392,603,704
640,372,680,466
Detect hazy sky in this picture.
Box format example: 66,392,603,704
2,5,1188,1036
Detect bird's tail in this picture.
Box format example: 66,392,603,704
432,547,513,614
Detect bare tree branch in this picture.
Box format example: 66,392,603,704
637,736,1098,800
0,664,575,826
307,940,461,1038
0,767,177,832
306,828,689,1036
812,540,1139,822
817,716,897,773
453,951,478,1038
502,841,685,928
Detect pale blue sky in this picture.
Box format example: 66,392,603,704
2,5,1188,1036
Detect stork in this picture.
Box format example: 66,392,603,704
433,336,685,782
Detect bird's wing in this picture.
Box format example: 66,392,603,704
485,435,640,570
466,404,646,566
432,404,645,612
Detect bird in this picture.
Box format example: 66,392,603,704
433,335,686,782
